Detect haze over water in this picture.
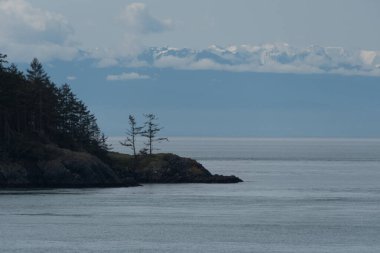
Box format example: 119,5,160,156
1,138,380,252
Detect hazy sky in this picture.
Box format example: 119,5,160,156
39,0,380,49
2,0,380,137
5,0,380,52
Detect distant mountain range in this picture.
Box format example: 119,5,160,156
84,44,380,76
10,44,380,137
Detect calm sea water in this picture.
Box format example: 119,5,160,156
1,138,380,253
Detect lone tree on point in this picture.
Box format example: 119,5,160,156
120,115,143,158
141,114,168,155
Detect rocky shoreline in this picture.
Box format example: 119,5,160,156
110,152,242,184
0,145,242,188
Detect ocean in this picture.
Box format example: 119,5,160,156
1,137,380,252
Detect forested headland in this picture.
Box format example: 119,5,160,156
0,53,241,187
0,54,108,161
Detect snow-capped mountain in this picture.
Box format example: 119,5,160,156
90,43,380,76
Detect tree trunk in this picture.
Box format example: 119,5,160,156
39,88,43,133
132,135,136,157
149,135,152,155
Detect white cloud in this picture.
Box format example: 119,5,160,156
106,72,150,81
154,55,194,69
360,50,377,65
120,3,173,34
135,44,380,76
96,57,119,68
0,0,78,62
85,3,174,67
67,76,76,81
87,34,148,68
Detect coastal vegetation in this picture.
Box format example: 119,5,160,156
120,114,168,157
0,54,242,187
0,54,109,161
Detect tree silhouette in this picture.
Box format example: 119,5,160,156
26,58,54,133
120,115,143,158
0,53,109,160
141,114,168,155
0,54,7,71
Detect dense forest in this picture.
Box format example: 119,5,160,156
0,53,109,161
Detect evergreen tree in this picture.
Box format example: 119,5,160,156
26,58,56,133
26,58,49,84
0,53,8,71
120,115,143,158
141,114,168,155
0,53,109,160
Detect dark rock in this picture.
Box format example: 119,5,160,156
0,145,139,188
109,152,243,184
0,148,242,188
0,163,29,187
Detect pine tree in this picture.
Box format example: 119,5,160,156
26,58,54,133
0,54,109,160
120,115,143,158
0,53,8,71
26,58,49,83
141,114,168,155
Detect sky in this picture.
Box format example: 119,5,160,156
22,0,380,50
1,0,380,137
1,0,380,61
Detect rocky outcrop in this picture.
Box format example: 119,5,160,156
0,163,29,186
109,153,243,184
0,148,242,188
0,145,138,188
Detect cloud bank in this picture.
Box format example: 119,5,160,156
106,72,150,81
102,44,380,77
85,2,174,68
0,0,78,62
0,1,378,77
120,3,173,34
